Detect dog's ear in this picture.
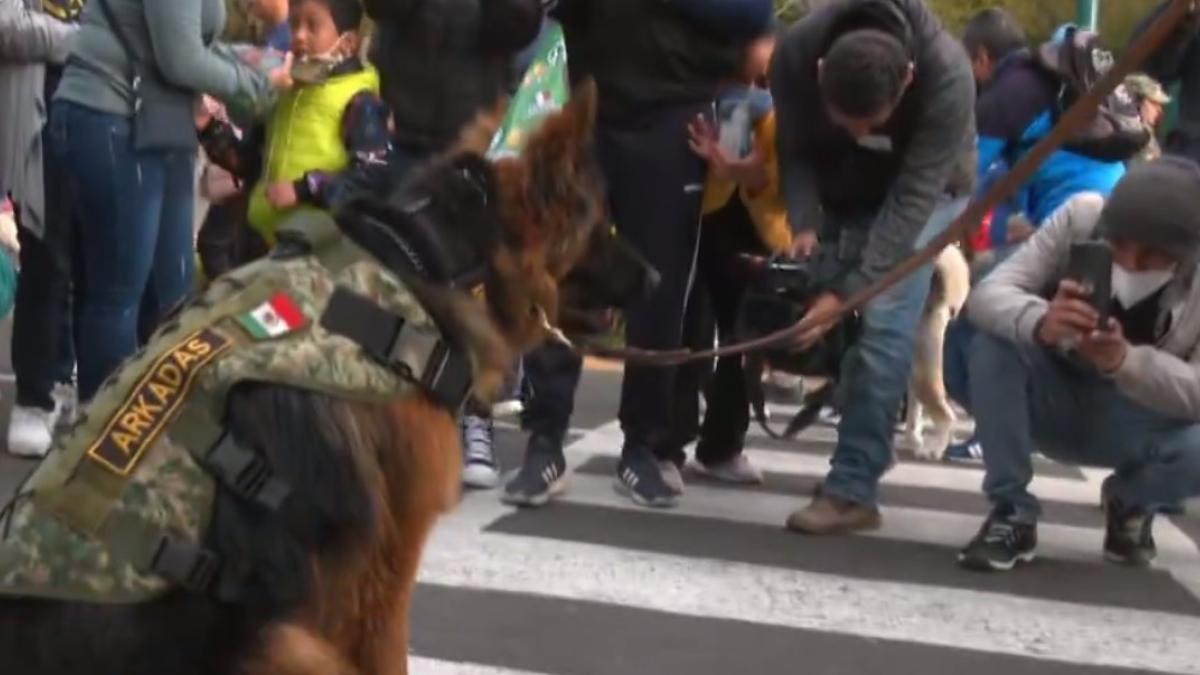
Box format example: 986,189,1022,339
451,96,511,156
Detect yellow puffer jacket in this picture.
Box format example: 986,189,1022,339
700,110,792,255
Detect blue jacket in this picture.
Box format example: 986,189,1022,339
976,50,1124,242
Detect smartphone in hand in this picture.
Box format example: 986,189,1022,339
1067,241,1113,326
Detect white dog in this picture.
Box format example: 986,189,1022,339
903,244,970,460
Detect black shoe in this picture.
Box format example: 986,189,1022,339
501,435,567,508
1103,499,1157,567
957,507,1038,572
1100,474,1184,515
614,448,679,509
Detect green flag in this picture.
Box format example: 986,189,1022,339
488,24,570,159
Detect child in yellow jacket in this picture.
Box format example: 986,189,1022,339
672,26,789,484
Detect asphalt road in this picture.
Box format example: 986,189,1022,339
2,360,1199,675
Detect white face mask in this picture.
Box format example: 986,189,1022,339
1111,264,1175,307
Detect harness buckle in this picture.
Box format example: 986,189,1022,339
149,536,220,593
204,434,290,510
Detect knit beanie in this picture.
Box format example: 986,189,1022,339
1097,156,1200,258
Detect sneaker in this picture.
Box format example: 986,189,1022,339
658,460,685,496
1100,474,1183,516
7,405,60,459
1103,499,1157,567
690,455,764,485
957,507,1038,572
785,494,881,535
944,437,983,464
614,450,679,509
461,415,500,489
501,435,567,507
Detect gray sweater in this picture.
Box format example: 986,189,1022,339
54,0,267,118
0,0,77,237
968,193,1200,421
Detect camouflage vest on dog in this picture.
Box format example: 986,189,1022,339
0,213,471,604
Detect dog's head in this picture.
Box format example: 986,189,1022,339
331,80,656,400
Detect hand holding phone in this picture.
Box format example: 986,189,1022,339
1037,278,1104,347
1066,241,1113,324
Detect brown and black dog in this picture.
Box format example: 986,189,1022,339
0,81,653,675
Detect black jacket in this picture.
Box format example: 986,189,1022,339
770,0,976,298
364,0,543,153
552,0,742,121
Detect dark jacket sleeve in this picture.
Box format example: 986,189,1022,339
296,91,392,209
361,0,420,22
839,50,976,298
480,0,544,52
769,43,822,236
1133,0,1200,86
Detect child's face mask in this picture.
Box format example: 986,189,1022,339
292,33,351,84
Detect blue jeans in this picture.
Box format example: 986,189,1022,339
50,101,196,401
970,333,1200,522
822,197,968,506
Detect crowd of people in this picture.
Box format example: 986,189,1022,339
1,0,1199,575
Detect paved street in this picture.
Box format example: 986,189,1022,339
2,364,1200,674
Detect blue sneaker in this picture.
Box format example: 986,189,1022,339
944,437,983,464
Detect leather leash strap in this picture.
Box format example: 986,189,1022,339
577,0,1196,367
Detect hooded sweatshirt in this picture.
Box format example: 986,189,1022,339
769,0,976,298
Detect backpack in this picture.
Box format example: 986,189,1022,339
1034,26,1150,163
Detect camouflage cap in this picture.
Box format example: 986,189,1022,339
1125,73,1171,105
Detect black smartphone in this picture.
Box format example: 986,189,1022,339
1067,241,1113,326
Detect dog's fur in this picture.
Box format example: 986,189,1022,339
0,82,640,675
903,244,971,460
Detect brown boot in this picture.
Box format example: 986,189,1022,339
785,494,881,535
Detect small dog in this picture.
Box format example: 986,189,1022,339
0,81,655,675
903,244,971,460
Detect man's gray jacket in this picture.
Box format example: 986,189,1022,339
969,193,1200,421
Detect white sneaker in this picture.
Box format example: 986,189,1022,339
7,405,59,459
691,455,765,485
658,460,685,496
461,415,500,489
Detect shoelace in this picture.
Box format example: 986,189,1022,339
983,520,1020,548
462,416,494,465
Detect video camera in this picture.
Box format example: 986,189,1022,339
733,254,860,378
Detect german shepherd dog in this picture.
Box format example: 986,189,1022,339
0,81,653,675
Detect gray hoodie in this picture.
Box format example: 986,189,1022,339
968,192,1200,421
0,0,77,238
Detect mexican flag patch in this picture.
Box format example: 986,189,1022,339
237,292,308,339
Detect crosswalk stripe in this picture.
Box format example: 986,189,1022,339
411,656,550,675
561,422,1107,505
433,414,1200,674
533,470,1200,567
420,518,1200,674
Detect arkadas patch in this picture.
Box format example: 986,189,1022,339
87,328,234,476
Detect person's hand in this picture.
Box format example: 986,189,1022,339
790,230,819,258
268,52,295,90
1078,317,1129,373
1036,279,1101,346
195,95,224,130
687,114,718,161
687,115,768,191
266,181,298,208
792,292,844,351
